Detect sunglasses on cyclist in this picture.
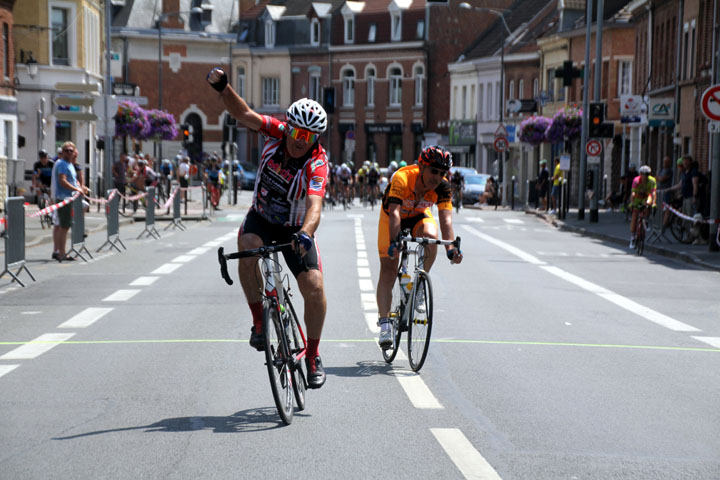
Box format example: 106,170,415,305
427,167,448,176
287,125,319,144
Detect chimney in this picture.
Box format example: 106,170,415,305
161,0,185,29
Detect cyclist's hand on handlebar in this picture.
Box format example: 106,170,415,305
446,247,463,264
291,230,313,257
387,241,399,259
207,67,228,93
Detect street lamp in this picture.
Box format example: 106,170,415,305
25,53,39,79
459,3,514,204
155,7,202,162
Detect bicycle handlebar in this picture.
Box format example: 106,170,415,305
217,243,295,286
399,231,461,250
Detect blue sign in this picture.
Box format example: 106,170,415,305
506,125,516,142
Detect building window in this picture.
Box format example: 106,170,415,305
265,20,275,47
546,68,555,101
478,84,484,120
470,84,475,119
688,19,696,80
617,60,632,96
310,72,321,101
368,23,376,42
416,20,424,40
262,77,279,106
508,80,514,100
310,18,320,46
366,67,376,106
51,6,70,66
413,65,424,106
533,77,539,97
2,23,8,78
344,15,354,43
237,66,246,98
518,79,524,99
83,8,100,75
389,67,402,106
462,86,467,119
486,83,493,119
452,86,458,118
391,12,402,41
342,69,355,106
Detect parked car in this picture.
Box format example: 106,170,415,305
450,166,478,178
240,162,257,190
462,174,492,205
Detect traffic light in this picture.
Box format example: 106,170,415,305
588,102,605,137
586,169,595,190
181,124,191,146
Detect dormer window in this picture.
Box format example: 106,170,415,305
344,15,354,43
368,23,376,42
265,19,275,47
310,18,320,45
391,11,401,41
201,2,213,24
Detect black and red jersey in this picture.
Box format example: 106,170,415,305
251,115,328,226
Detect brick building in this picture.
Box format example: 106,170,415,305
0,0,15,206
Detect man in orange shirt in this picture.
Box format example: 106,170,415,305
375,145,463,348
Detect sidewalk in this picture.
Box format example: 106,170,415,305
0,189,244,254
525,207,720,271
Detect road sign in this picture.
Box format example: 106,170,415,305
700,85,720,122
346,129,355,140
648,97,675,126
585,139,602,157
54,111,98,122
493,136,508,153
620,94,643,123
54,96,96,107
587,156,600,165
494,124,507,138
708,122,720,133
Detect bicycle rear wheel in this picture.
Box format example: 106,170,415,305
408,271,433,372
284,295,306,412
263,299,294,425
382,280,405,364
669,216,693,244
636,221,645,255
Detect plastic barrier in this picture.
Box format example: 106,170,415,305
164,187,186,231
137,186,160,240
0,197,36,287
97,189,126,252
67,194,93,262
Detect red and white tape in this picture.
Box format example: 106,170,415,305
27,191,81,218
663,202,720,225
162,186,181,211
118,191,148,202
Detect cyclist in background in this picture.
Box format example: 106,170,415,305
386,160,398,181
375,146,463,349
338,162,353,203
357,161,367,200
33,149,54,197
207,66,329,389
367,162,380,200
628,165,656,249
450,169,464,207
205,158,222,210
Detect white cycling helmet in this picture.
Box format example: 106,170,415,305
286,98,327,133
389,160,398,169
638,165,651,174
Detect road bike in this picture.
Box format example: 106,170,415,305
667,208,694,244
452,185,463,213
382,231,461,372
36,187,53,229
631,204,652,255
218,243,307,425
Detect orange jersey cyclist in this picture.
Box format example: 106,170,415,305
375,145,463,349
207,67,328,389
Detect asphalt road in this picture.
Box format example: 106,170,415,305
1,197,719,479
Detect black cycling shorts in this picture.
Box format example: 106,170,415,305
239,209,321,278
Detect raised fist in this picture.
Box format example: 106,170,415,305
207,67,228,93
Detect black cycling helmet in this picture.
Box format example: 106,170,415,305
38,149,48,158
418,145,452,171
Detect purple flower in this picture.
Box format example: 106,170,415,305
115,101,150,140
545,107,583,143
146,109,179,141
519,115,551,146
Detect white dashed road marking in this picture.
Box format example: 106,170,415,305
151,263,183,275
503,218,524,224
0,333,75,360
188,247,210,255
171,255,195,263
431,428,502,480
58,307,113,328
102,289,141,302
129,276,159,286
0,365,20,378
691,337,720,349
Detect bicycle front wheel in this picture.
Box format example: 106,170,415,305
382,279,405,364
408,271,433,372
284,295,306,412
669,216,693,244
263,300,294,425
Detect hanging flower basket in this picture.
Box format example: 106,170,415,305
115,101,150,140
519,115,551,146
545,107,583,143
146,109,179,141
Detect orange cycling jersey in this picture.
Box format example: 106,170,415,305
381,165,453,216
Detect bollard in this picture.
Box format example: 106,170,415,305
511,176,516,210
164,187,186,231
68,195,93,261
525,179,530,209
137,186,161,239
97,189,126,252
0,197,36,287
233,172,238,205
201,184,209,220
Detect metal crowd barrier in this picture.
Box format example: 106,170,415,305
0,197,35,286
164,187,186,231
137,186,160,239
68,195,93,262
97,190,126,252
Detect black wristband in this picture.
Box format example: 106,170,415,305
207,68,228,93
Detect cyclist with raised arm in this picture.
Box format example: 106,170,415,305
628,165,657,249
208,67,328,389
375,145,463,349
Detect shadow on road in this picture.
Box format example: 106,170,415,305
52,407,299,439
324,360,396,378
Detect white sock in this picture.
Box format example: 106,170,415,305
379,318,390,331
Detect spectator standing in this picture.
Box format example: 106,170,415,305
550,157,563,214
112,153,128,195
536,159,549,211
50,142,88,261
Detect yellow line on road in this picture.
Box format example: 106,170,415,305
0,338,718,352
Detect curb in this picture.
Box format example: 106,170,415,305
524,209,720,272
